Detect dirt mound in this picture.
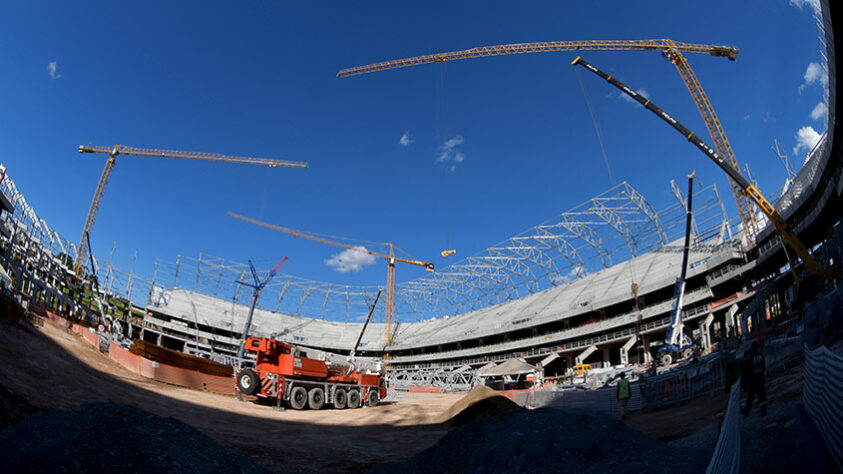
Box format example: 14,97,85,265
432,385,520,426
0,402,271,473
0,384,44,430
377,408,708,474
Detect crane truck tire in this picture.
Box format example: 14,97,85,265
308,387,325,410
681,347,694,360
347,389,360,409
660,354,673,366
333,388,347,409
290,386,308,410
367,390,379,407
236,368,259,396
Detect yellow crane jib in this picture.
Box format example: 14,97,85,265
73,144,308,277
227,211,434,346
338,38,758,243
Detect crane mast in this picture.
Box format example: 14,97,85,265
337,38,758,240
73,144,308,277
571,56,823,278
227,212,434,348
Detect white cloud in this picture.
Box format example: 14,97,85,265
324,246,376,273
810,101,828,121
793,125,821,158
436,135,466,172
399,131,412,146
743,114,751,121
799,62,828,93
47,61,61,80
789,0,821,15
551,265,585,286
617,88,649,105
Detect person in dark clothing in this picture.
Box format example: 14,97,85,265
742,341,767,416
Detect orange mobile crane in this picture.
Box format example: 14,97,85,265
236,291,387,410
337,39,760,242
227,212,434,347
74,144,308,277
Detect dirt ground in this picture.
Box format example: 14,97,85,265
0,315,461,472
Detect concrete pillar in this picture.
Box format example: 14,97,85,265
641,334,652,364
724,304,738,332
601,347,611,367
575,345,598,366
619,335,637,366
699,313,714,354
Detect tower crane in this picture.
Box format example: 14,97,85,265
571,56,823,279
227,212,434,347
74,144,308,277
337,39,761,242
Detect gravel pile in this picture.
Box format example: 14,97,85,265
373,407,708,473
0,402,270,473
432,386,521,426
0,385,44,430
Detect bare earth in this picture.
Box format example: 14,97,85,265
0,316,461,472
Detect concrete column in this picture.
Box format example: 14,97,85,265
641,334,652,364
724,304,738,331
575,345,598,366
619,336,637,366
699,314,714,354
601,347,611,367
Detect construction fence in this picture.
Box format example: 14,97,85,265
705,378,741,474
639,354,727,410
803,344,843,470
525,383,643,417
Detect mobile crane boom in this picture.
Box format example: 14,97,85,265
571,56,822,278
665,172,696,348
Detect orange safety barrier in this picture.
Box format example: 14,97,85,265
72,324,100,347
32,310,236,396
109,342,233,395
44,310,67,326
138,357,233,395
108,342,141,373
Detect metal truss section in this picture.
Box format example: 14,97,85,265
386,366,475,392
0,165,732,329
135,181,729,325
393,181,675,318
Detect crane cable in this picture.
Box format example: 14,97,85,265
574,67,615,187
432,63,457,251
575,68,637,355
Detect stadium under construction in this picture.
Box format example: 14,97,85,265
0,1,841,471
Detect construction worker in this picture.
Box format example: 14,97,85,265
742,341,767,416
617,372,631,419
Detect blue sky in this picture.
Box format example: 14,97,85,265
0,0,827,289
